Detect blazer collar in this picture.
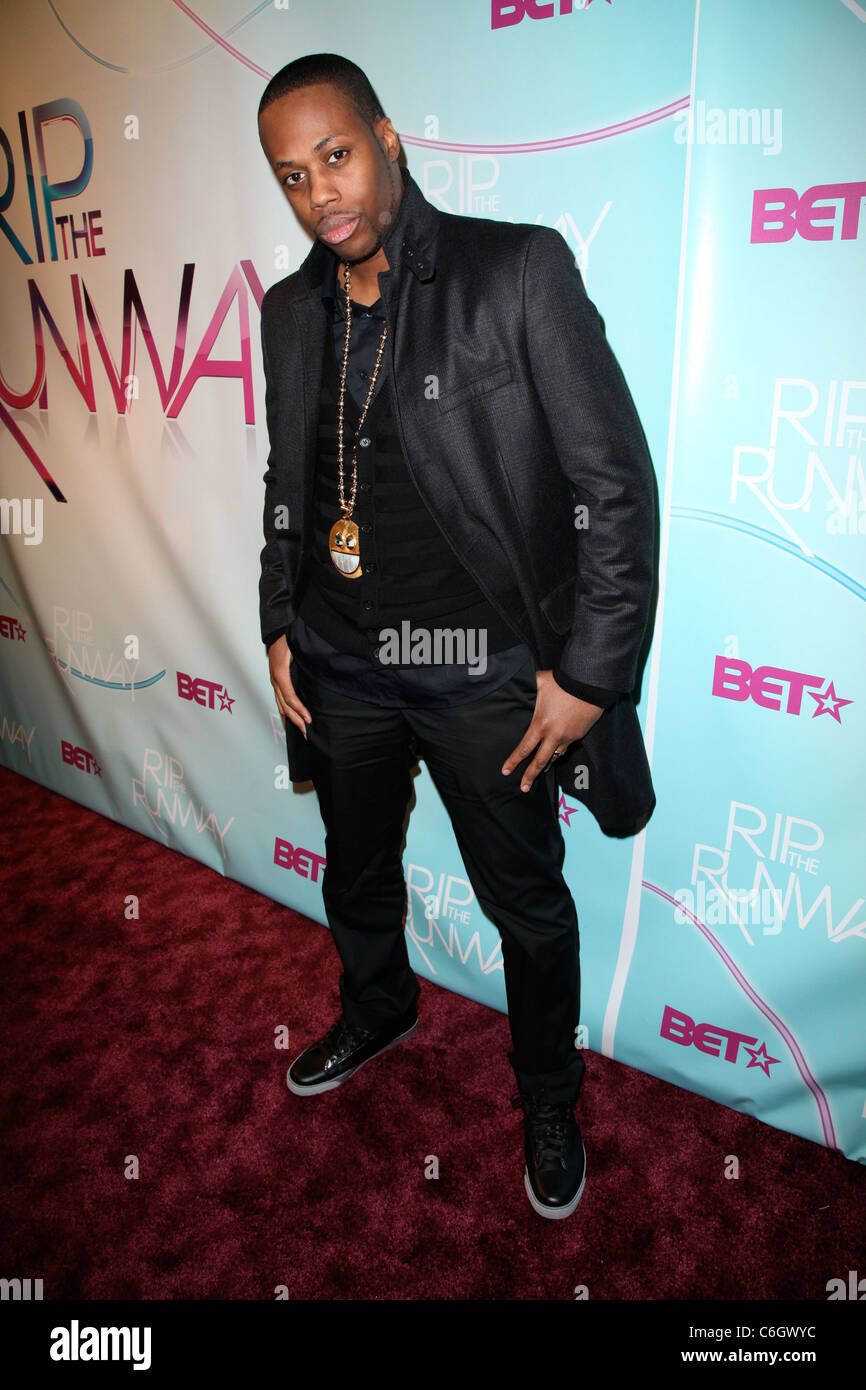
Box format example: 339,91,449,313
296,164,438,298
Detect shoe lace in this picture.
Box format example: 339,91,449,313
323,1017,371,1054
510,1089,575,1166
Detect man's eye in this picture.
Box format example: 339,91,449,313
281,150,346,188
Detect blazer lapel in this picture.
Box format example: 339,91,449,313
285,245,329,541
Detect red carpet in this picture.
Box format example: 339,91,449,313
2,764,863,1301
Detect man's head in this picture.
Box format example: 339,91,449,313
258,54,403,265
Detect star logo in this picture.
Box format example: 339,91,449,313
557,793,579,827
808,681,852,723
743,1041,781,1077
16,622,26,640
218,688,235,713
92,761,102,778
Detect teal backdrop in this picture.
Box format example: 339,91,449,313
1,0,863,1163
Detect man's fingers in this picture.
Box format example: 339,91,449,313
266,638,312,738
277,681,311,724
515,737,562,793
522,745,556,789
285,706,309,738
501,722,542,777
269,666,311,732
501,712,563,793
273,686,310,739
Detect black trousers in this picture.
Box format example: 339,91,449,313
290,656,586,1101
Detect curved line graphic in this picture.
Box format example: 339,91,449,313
47,0,270,75
672,507,866,602
53,659,166,691
48,0,688,155
0,575,20,605
398,97,690,154
169,0,269,75
643,880,837,1150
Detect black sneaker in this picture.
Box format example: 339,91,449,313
511,1087,587,1219
287,1008,419,1096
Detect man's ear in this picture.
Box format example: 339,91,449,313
376,115,400,164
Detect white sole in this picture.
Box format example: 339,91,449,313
524,1143,587,1219
286,1019,419,1096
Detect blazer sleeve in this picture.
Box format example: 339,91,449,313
523,226,655,695
258,296,299,649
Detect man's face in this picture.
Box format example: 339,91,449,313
258,82,401,263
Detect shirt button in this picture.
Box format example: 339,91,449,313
361,523,372,534
366,562,376,573
363,600,373,611
359,437,371,447
360,481,371,491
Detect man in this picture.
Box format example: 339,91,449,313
257,53,656,1220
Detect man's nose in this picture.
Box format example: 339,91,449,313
307,167,338,209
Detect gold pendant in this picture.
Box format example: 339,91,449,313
329,517,362,577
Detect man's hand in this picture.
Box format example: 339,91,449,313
501,669,603,793
268,634,311,738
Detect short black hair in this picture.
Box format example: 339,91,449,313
258,53,385,134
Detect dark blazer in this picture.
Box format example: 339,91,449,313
259,166,657,836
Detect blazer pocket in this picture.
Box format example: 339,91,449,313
436,361,513,413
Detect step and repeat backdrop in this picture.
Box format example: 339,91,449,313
1,0,863,1162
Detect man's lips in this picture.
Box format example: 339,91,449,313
319,215,360,245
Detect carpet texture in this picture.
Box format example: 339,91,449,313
1,765,863,1300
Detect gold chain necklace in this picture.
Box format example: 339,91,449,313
328,260,388,579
